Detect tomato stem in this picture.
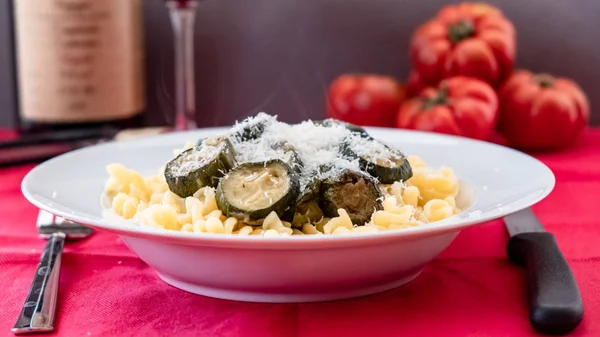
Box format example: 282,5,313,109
533,74,555,88
448,20,475,44
422,83,449,110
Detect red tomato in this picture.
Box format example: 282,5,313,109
405,70,431,98
396,76,498,140
487,130,509,147
498,70,589,150
326,74,406,127
410,2,515,87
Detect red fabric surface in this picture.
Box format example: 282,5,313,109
1,129,599,337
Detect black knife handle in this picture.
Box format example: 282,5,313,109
507,232,584,335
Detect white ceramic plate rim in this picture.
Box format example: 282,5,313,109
21,126,555,248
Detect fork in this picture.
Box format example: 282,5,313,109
12,211,93,334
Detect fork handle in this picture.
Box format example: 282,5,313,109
12,233,65,335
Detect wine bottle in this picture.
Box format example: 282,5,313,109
12,0,145,132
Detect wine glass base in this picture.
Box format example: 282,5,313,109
176,114,197,130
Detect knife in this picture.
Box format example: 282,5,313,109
505,208,584,335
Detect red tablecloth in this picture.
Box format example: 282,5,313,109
1,129,599,337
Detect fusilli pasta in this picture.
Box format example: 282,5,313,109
103,154,461,236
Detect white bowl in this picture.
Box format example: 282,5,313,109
21,127,554,303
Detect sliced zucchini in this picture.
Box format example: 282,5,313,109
280,204,297,223
216,159,300,222
164,137,237,198
272,141,304,174
291,178,324,227
314,118,369,137
341,136,412,183
319,169,383,225
232,117,269,142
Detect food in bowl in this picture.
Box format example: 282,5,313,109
102,113,461,236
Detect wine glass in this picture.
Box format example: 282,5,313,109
165,0,199,130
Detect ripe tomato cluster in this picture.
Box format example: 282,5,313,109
326,2,589,151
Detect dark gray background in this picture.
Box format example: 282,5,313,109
1,0,598,128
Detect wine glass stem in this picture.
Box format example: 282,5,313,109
168,2,197,130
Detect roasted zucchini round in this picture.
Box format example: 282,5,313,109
165,136,237,198
318,169,383,225
291,178,324,227
341,136,412,183
272,141,304,174
232,117,268,142
314,118,369,137
216,159,300,222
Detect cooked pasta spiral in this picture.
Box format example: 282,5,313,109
103,154,461,235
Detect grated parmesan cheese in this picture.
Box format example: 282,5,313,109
177,113,408,191
349,135,404,168
226,113,373,189
168,144,220,176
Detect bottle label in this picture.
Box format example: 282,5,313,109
14,0,145,123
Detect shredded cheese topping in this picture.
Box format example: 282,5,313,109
168,145,221,176
174,113,409,192
226,113,373,189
